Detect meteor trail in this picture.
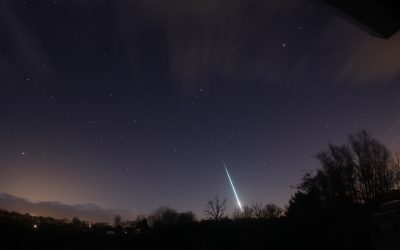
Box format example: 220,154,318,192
223,161,243,212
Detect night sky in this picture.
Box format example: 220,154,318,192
1,0,400,218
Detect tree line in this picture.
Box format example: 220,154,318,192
287,130,400,217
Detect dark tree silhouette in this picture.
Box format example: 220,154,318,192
204,195,227,220
148,206,179,227
177,211,196,224
314,144,358,208
250,202,264,219
136,216,149,233
147,207,196,228
232,207,243,220
114,215,122,232
72,216,83,229
349,130,397,203
263,204,283,219
242,205,254,219
288,130,400,219
233,202,284,220
232,205,253,219
114,215,122,227
392,152,400,189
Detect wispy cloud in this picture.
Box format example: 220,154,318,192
0,193,136,224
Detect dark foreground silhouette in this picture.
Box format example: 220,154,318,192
0,208,372,250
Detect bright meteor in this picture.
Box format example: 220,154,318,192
223,161,243,212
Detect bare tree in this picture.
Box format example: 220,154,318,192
288,131,400,219
263,204,283,219
242,205,254,219
148,207,178,227
114,215,122,228
204,195,227,220
390,152,400,190
251,202,264,219
177,211,196,224
232,202,283,220
232,207,243,220
114,215,122,232
72,216,82,228
349,130,395,203
232,206,253,219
